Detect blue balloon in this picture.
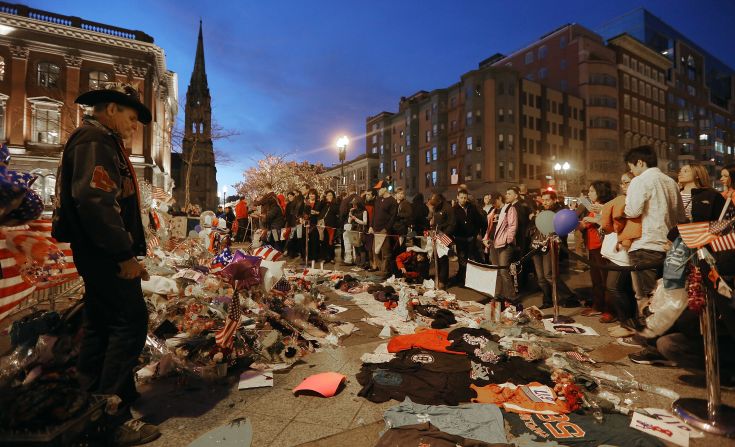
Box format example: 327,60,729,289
553,209,579,236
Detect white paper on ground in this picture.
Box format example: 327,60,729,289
630,411,689,447
326,304,349,314
379,325,392,338
465,261,497,296
238,369,274,390
542,319,599,336
642,408,703,438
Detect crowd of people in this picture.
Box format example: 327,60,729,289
229,145,735,381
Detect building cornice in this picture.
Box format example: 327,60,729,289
0,13,173,95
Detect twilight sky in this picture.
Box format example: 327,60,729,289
25,0,735,191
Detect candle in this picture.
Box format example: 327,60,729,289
320,261,324,271
311,260,315,269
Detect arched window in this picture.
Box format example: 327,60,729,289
30,169,56,206
37,62,60,88
0,56,5,82
88,71,111,90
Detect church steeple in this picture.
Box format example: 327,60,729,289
184,20,212,143
188,20,209,104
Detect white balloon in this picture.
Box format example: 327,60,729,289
159,203,169,213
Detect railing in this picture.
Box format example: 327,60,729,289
0,1,154,43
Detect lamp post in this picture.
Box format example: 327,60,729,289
336,135,348,193
553,162,570,196
222,185,227,208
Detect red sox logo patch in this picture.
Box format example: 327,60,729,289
90,166,115,192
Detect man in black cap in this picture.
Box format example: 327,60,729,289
53,83,159,445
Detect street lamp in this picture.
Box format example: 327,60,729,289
222,186,227,207
553,162,571,195
336,135,349,191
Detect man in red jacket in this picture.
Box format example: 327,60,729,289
234,196,249,242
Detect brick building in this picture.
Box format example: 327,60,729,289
599,8,735,180
366,64,583,198
0,2,178,206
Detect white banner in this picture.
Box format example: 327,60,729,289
465,260,497,296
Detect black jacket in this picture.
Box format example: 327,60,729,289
319,199,340,228
52,118,145,262
339,193,360,224
304,199,322,226
373,195,397,233
512,201,531,249
412,194,430,234
393,199,413,235
285,198,301,227
432,203,456,235
258,192,285,230
668,188,726,240
452,202,484,239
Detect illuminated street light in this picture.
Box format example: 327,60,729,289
336,136,349,190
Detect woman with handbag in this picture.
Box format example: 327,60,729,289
600,171,641,336
343,198,367,266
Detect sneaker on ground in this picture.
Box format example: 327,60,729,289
616,336,647,348
580,308,602,317
628,348,677,367
115,419,161,446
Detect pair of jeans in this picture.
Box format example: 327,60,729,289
374,234,393,274
629,249,666,304
532,252,574,305
73,248,148,408
490,245,516,299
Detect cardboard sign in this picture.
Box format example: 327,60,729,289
465,261,498,296
630,411,689,447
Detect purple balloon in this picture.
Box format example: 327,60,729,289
194,224,202,233
553,209,579,236
218,256,262,289
231,249,248,263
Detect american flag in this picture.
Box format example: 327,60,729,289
436,232,452,247
151,186,170,201
251,244,283,261
210,247,234,273
280,227,292,241
147,235,160,252
273,276,291,292
678,218,734,249
215,290,241,348
711,232,735,252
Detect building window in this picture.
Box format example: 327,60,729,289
400,145,404,153
508,162,514,179
499,161,505,179
560,80,567,91
589,73,616,86
498,82,504,95
432,171,438,185
433,124,438,135
450,143,457,156
508,134,514,149
623,54,630,67
623,93,630,109
432,146,438,161
538,68,548,79
590,96,617,108
498,109,504,122
466,136,473,151
425,173,431,187
406,154,411,167
29,99,62,144
0,56,4,81
425,150,431,164
498,134,504,150
425,130,431,142
538,45,548,60
466,111,473,126
590,117,617,130
559,36,567,48
380,162,384,174
372,134,378,144
450,120,457,131
30,169,56,206
624,114,631,130
524,51,534,64
37,62,60,88
507,108,514,123
508,83,515,95
392,160,397,172
450,97,456,107
475,163,482,179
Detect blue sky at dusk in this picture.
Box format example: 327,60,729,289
25,0,735,191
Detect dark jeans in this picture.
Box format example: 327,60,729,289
532,252,574,305
606,269,637,323
629,249,666,304
73,248,148,409
490,245,516,300
588,249,608,311
453,236,479,285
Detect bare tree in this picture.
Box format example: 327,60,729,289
170,119,237,209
